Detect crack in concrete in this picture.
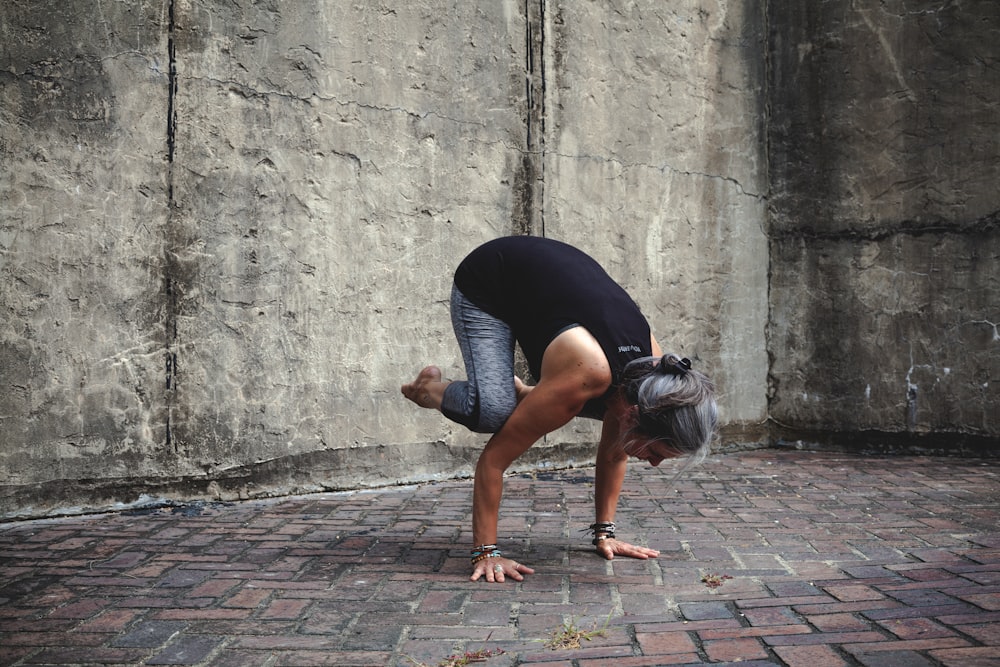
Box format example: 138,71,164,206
195,74,490,131
548,150,766,199
164,0,179,453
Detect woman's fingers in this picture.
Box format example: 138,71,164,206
597,539,660,560
470,558,535,582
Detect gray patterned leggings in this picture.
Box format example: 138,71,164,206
440,285,518,433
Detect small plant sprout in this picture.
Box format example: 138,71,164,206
406,640,505,667
543,610,614,650
700,572,734,589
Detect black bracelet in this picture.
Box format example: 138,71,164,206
588,522,616,545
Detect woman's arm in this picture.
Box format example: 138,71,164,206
589,332,664,560
471,327,612,582
592,409,660,560
471,378,580,581
594,406,628,525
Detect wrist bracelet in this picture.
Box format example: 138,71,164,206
588,522,616,545
471,544,502,564
471,544,498,557
471,551,503,564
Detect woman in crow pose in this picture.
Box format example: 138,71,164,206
402,235,717,583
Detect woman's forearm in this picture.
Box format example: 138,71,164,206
594,455,627,523
594,406,627,522
472,456,505,546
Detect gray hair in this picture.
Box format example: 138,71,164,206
620,354,718,468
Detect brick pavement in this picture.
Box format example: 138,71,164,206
1,449,999,666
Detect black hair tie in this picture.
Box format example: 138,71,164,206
657,354,692,377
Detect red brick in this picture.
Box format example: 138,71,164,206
189,579,239,598
808,613,871,632
960,622,1000,644
520,645,634,661
958,592,1000,611
231,636,340,650
876,616,955,639
271,650,393,665
2,618,76,632
704,637,769,662
0,646,35,665
2,631,106,647
700,624,812,639
823,584,885,602
73,609,141,633
417,590,466,613
47,599,111,619
773,643,851,666
845,637,972,653
26,647,151,664
223,588,271,608
741,606,802,626
765,631,887,646
635,631,696,655
579,657,699,666
261,599,311,619
794,600,903,615
738,595,833,608
153,608,252,620
128,562,174,577
930,646,1000,667
632,619,741,633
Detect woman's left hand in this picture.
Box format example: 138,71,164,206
470,556,535,582
595,538,660,560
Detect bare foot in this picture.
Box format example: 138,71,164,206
514,376,534,403
401,366,450,410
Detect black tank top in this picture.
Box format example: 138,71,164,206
454,236,651,417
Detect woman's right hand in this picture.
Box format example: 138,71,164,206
470,556,535,583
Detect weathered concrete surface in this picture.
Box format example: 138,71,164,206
163,0,531,477
0,3,171,486
1,0,771,520
3,0,995,520
543,0,769,432
767,0,1000,446
0,0,529,517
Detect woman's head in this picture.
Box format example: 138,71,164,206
619,354,718,467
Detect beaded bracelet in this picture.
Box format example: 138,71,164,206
471,544,503,564
471,551,503,564
588,521,616,545
471,544,498,557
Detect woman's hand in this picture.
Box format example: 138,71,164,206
594,538,660,561
470,557,535,583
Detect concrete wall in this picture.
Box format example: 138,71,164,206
3,0,994,520
0,0,768,519
543,0,769,433
767,0,1000,452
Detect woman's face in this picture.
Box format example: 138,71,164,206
623,437,678,467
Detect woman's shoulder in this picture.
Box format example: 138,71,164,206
541,327,613,396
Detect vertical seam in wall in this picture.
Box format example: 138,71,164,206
165,0,178,451
524,0,546,238
525,0,533,154
538,0,546,238
762,0,774,436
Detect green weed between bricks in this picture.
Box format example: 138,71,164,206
406,612,614,666
406,631,506,667
406,647,506,667
542,611,613,650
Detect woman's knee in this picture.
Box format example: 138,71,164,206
473,392,517,433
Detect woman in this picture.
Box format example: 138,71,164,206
402,236,717,583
